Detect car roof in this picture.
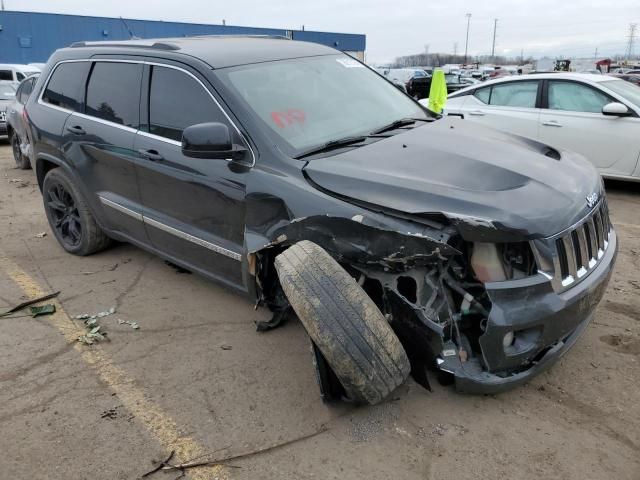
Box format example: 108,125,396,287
63,36,339,69
450,72,618,96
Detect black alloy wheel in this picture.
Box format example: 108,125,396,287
45,181,83,249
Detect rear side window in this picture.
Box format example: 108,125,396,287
0,70,12,81
148,66,228,141
86,62,143,128
42,62,90,112
489,81,538,108
18,77,35,104
474,87,491,104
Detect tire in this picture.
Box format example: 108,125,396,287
274,241,411,405
42,168,112,256
11,132,30,170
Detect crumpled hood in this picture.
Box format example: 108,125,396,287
303,117,602,240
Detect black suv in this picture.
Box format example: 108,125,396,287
25,37,617,404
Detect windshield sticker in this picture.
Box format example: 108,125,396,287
336,58,364,68
271,109,306,128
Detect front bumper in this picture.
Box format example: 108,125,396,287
438,229,617,394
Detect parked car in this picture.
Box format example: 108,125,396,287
0,81,17,140
406,74,431,99
442,73,640,181
444,73,469,93
6,73,39,168
608,73,640,87
373,67,408,93
25,37,616,403
0,63,41,85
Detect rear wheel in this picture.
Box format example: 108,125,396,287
275,240,411,405
42,168,111,255
11,133,30,169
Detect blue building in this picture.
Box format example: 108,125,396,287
0,10,366,64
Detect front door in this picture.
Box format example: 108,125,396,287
460,80,542,140
539,80,640,177
134,63,248,289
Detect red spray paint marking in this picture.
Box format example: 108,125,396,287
271,109,306,128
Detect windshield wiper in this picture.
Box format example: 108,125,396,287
371,117,431,135
294,135,368,159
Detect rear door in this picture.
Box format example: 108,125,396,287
539,79,639,176
458,80,542,139
62,60,148,243
134,63,248,289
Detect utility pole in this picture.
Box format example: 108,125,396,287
521,48,524,65
594,47,598,61
453,42,458,56
491,18,498,59
464,13,472,64
1,0,5,11
627,23,637,60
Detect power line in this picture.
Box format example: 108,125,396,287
627,23,637,60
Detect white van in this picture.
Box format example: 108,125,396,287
0,64,41,84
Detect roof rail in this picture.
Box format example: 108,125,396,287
69,41,180,50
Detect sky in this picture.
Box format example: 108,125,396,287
3,0,639,63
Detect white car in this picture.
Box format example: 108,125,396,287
441,73,640,181
0,64,41,85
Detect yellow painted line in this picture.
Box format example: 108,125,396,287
0,254,228,480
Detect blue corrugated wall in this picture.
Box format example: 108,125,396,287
0,11,366,63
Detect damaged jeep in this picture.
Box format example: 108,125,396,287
27,37,617,405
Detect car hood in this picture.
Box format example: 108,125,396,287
303,118,602,240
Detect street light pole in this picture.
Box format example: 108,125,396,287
464,13,472,64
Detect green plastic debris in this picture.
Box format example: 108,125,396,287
29,304,56,317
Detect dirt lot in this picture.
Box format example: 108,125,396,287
0,142,638,480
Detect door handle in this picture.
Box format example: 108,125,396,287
542,120,562,127
137,149,164,161
66,125,86,135
468,110,485,116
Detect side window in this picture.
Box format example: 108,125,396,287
489,81,538,108
0,70,13,81
23,78,35,101
86,62,143,128
548,81,610,113
16,72,25,81
148,66,228,141
18,78,35,104
474,87,491,104
42,62,91,112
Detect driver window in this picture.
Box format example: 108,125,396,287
148,66,228,142
548,81,610,113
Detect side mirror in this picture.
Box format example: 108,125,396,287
602,102,631,117
181,122,247,160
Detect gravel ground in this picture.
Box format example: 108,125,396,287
0,142,638,480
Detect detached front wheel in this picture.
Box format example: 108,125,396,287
275,240,410,405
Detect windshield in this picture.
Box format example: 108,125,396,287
602,79,640,108
0,83,16,98
215,54,429,156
